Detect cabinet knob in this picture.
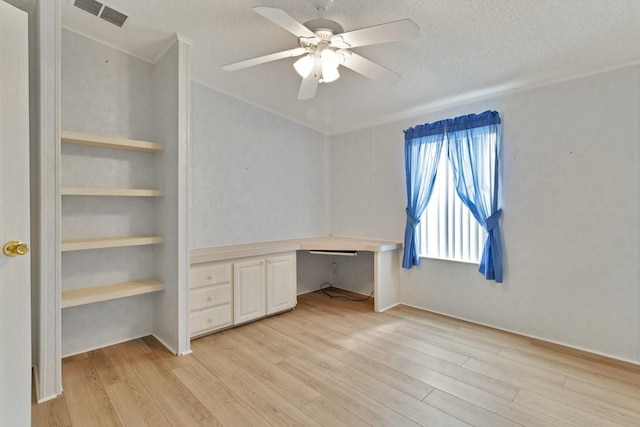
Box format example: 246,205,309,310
207,274,214,280
208,317,214,323
208,296,214,302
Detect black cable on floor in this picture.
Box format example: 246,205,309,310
319,281,374,302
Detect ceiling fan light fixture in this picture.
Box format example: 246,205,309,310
321,48,339,68
321,64,340,83
320,48,340,83
294,54,315,78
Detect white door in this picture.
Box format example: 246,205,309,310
266,253,296,314
0,1,31,425
233,259,266,324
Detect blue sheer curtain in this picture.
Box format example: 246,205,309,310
447,111,503,282
402,122,446,269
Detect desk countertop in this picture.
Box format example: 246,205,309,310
190,235,402,265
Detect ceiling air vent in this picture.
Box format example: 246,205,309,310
73,0,102,16
99,6,128,27
72,0,128,27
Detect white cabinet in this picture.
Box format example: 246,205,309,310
266,253,297,315
233,253,297,324
189,251,297,337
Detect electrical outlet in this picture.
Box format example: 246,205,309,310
331,262,338,275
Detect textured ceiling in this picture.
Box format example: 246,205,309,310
62,0,640,135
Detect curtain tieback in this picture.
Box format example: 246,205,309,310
406,208,421,227
484,209,502,232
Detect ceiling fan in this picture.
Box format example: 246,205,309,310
222,0,420,100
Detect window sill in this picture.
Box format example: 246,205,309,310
419,255,479,265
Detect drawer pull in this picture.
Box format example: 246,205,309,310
208,296,214,302
208,317,214,322
207,274,214,280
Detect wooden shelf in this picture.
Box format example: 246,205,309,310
61,130,164,152
61,187,164,197
61,235,165,252
61,278,165,308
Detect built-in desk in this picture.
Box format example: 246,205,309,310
190,236,403,312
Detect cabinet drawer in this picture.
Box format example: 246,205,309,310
191,263,231,289
190,284,231,311
190,305,232,337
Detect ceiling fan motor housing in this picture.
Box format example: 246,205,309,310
299,18,345,53
303,18,344,38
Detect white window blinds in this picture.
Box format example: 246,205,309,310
419,146,486,264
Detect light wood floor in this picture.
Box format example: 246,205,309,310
33,290,640,426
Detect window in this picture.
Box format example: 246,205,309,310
418,135,489,264
403,110,503,281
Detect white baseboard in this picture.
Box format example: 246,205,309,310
32,365,61,403
398,302,640,367
377,301,402,313
296,288,319,296
152,333,178,355
61,333,151,358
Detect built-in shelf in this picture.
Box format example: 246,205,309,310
61,278,165,308
61,235,165,252
61,130,164,152
61,187,164,197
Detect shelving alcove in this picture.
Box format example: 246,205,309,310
59,130,166,330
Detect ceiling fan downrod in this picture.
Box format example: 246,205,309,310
311,0,335,17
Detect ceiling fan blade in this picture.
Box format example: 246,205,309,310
253,6,317,38
298,61,322,100
222,47,306,72
332,19,420,48
341,51,400,84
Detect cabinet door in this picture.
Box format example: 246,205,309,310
266,253,297,315
233,259,266,324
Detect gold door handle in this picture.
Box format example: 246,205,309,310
3,241,29,257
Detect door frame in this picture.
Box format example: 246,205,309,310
25,0,63,403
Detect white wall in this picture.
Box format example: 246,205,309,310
190,81,330,248
330,65,640,363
